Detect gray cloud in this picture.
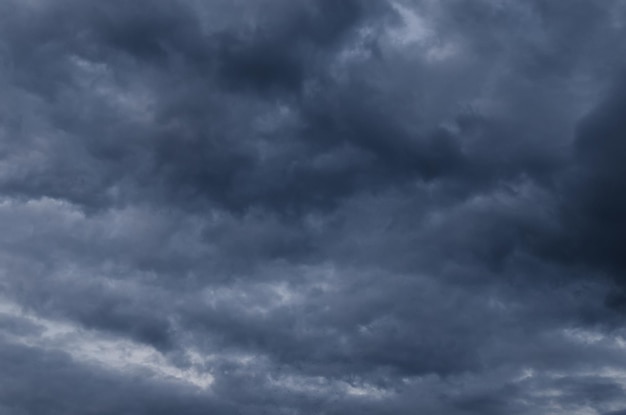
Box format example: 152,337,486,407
1,0,626,414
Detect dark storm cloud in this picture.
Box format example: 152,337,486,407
2,0,626,414
559,78,626,276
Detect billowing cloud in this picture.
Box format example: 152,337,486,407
1,0,626,414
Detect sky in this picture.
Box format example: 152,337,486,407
1,0,626,414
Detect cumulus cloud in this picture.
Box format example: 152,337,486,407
1,0,626,414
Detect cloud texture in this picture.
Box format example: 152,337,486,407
1,0,626,413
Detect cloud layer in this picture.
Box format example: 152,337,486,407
1,1,626,414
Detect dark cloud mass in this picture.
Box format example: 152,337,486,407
1,0,626,414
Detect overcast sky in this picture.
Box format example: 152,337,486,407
1,1,626,414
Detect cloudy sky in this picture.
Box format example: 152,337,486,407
1,0,626,414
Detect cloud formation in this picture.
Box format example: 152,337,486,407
1,0,626,413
